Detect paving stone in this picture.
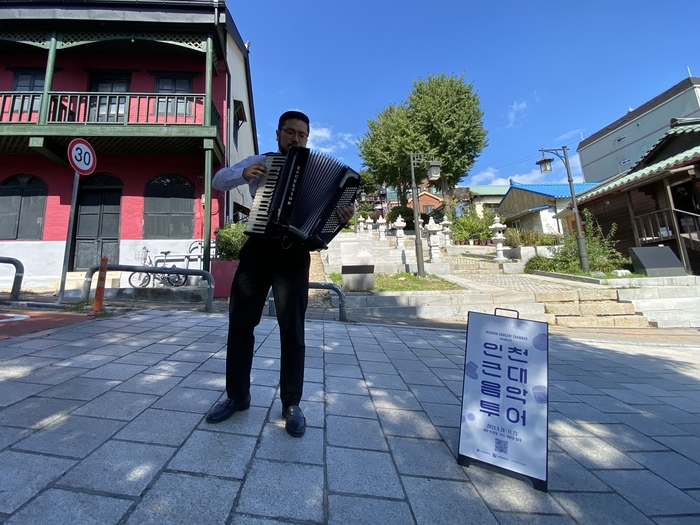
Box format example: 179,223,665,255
408,384,460,405
491,512,575,524
391,359,431,372
112,352,165,366
125,472,240,525
627,450,700,489
550,380,602,395
0,450,76,513
325,363,363,378
30,346,91,359
169,430,256,478
579,422,669,451
0,381,49,407
200,405,268,436
326,392,377,419
152,386,221,413
5,487,132,525
388,435,467,480
376,408,441,439
37,377,121,401
613,413,690,437
236,459,324,522
72,391,158,420
140,343,184,355
359,361,398,374
663,396,700,413
326,446,403,498
421,401,461,428
177,371,226,391
572,394,639,413
595,469,700,515
403,475,498,525
547,451,611,491
57,440,173,496
0,396,83,429
113,373,182,395
370,388,422,410
553,436,642,469
633,404,700,425
600,388,663,405
145,360,200,377
326,415,388,451
255,424,324,464
552,492,655,524
324,353,359,365
363,372,408,391
14,415,124,458
328,494,414,525
466,463,567,514
654,435,700,463
549,401,621,423
325,376,369,395
115,408,203,445
54,353,117,368
0,426,33,450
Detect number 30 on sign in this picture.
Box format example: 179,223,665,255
68,138,97,176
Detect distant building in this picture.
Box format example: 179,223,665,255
578,77,700,183
498,182,598,234
455,185,509,217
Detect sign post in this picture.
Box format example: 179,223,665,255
57,139,97,304
458,310,549,492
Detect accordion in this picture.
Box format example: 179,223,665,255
245,147,361,250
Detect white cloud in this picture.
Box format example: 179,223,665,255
307,123,355,156
555,129,584,142
507,101,528,128
465,160,585,187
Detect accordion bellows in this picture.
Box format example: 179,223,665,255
245,147,360,250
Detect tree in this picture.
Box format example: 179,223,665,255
408,72,488,192
357,73,488,208
356,103,418,205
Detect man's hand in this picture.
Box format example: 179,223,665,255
242,163,267,181
336,204,355,225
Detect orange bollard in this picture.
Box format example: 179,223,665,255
93,256,108,315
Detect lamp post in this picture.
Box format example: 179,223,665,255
536,145,589,271
379,183,387,217
410,152,441,277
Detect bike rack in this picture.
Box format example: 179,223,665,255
0,256,24,301
81,264,215,312
268,281,348,322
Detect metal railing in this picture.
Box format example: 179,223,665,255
0,92,220,131
676,209,700,251
0,257,24,301
634,208,674,243
268,282,348,322
80,264,215,312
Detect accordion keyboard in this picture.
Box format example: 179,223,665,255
245,154,286,236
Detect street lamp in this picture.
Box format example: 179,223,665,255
410,152,441,277
379,183,387,217
536,145,589,271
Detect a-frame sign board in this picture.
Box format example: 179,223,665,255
457,310,549,492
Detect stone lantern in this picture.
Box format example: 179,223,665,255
426,217,443,262
490,215,508,263
394,214,406,249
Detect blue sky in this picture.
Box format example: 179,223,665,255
229,0,700,187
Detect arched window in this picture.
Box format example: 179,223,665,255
143,174,195,238
0,174,48,240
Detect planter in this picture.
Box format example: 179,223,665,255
210,259,239,298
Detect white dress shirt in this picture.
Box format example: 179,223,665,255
212,153,269,197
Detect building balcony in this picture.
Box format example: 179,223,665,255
0,91,224,161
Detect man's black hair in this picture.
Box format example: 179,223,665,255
278,111,309,130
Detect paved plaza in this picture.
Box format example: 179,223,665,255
1,309,700,524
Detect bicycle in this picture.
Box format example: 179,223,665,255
128,247,187,288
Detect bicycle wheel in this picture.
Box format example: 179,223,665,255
167,272,187,287
129,272,151,288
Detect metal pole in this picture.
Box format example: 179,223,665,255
410,153,426,277
57,170,81,303
562,146,589,271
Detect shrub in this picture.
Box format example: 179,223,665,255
215,221,247,260
506,229,561,248
524,255,556,273
387,205,416,230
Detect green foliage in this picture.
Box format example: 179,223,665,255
215,222,247,260
408,72,488,190
387,205,416,230
450,208,494,242
505,229,561,248
524,255,556,273
329,272,463,292
524,210,628,274
357,73,488,204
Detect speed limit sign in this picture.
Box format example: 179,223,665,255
68,138,97,175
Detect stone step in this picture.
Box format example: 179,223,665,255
554,315,650,328
347,304,549,322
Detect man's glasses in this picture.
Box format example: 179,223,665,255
280,128,309,140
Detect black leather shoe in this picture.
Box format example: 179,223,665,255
282,405,306,437
205,394,251,423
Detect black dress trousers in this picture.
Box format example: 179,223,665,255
225,236,310,408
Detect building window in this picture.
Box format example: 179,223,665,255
512,220,521,230
143,174,195,239
0,175,48,240
155,75,194,116
89,74,130,122
423,205,434,214
12,70,44,116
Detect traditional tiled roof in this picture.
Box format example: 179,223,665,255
577,118,700,204
577,77,700,151
506,181,599,199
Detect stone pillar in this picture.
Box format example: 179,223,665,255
426,217,442,262
365,218,374,238
377,216,387,241
490,214,508,263
357,216,365,233
394,214,406,249
441,218,452,246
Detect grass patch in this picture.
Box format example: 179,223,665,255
328,272,463,292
